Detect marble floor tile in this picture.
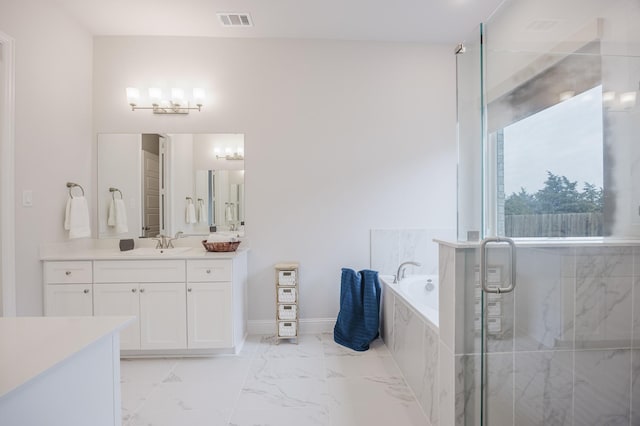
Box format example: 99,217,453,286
248,357,325,381
228,407,330,426
169,357,251,384
121,381,159,423
142,381,242,412
120,334,428,426
256,334,324,359
325,354,402,379
235,378,329,411
327,377,427,426
120,358,177,384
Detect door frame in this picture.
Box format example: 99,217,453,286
0,31,16,316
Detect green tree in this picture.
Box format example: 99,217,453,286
504,188,536,215
504,171,603,215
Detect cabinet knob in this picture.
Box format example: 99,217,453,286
83,289,90,294
131,288,137,293
187,288,192,292
140,288,145,293
206,269,211,274
65,271,71,276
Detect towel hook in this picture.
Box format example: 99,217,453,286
66,182,85,198
186,196,193,204
109,187,123,200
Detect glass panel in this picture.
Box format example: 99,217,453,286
456,24,486,426
477,1,640,425
457,26,485,242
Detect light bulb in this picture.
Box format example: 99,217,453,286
193,88,206,106
171,88,184,105
126,87,140,105
148,88,162,105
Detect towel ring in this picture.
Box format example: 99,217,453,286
109,187,123,200
66,182,85,198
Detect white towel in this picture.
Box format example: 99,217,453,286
64,196,91,239
197,200,207,224
206,233,233,243
186,202,197,224
107,199,128,234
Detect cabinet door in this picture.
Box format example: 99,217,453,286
45,284,93,316
93,283,141,350
139,282,187,350
187,282,232,349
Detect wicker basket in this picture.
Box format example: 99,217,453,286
201,240,241,252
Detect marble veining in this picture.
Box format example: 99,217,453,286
574,349,631,425
514,351,573,425
121,334,427,426
574,276,633,349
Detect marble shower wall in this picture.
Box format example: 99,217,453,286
370,228,456,276
438,243,640,426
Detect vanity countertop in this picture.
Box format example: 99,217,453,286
40,246,249,261
0,316,132,399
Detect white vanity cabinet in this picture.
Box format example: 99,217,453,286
43,261,93,316
186,260,233,348
93,260,187,350
42,250,248,355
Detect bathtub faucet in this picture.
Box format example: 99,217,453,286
394,261,422,283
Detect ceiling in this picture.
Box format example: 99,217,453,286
52,0,505,44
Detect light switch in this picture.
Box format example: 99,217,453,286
22,190,33,207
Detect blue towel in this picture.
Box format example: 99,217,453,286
333,268,381,351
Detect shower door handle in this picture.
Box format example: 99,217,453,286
480,237,516,294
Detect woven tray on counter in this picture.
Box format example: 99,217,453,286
201,240,241,252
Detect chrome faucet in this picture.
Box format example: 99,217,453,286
394,261,422,283
152,234,180,249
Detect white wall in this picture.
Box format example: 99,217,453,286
0,0,93,315
93,37,457,321
97,134,142,239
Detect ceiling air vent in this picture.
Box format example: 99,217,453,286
217,13,253,27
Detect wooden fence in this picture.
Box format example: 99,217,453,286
505,212,603,237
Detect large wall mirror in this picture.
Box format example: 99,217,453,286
97,133,245,239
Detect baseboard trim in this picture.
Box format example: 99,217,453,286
247,318,335,335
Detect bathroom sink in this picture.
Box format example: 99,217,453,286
123,247,192,256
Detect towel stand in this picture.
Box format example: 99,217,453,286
109,187,123,200
66,182,85,198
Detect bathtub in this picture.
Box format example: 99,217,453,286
381,274,439,327
380,274,440,425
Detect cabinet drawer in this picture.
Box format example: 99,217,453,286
44,261,93,284
187,260,232,282
94,260,186,283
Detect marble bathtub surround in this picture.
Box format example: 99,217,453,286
370,228,456,277
382,279,440,425
120,333,429,426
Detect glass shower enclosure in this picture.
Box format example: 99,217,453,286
456,0,640,424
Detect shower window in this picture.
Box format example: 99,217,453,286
495,85,604,237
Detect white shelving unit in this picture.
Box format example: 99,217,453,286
275,263,299,343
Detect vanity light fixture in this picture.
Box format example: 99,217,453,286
126,87,205,114
214,147,244,161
